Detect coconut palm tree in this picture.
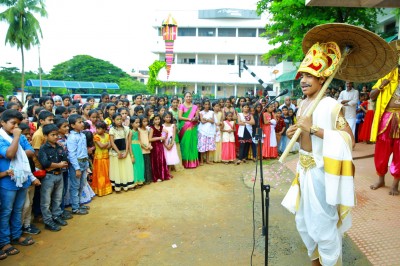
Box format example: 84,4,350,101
0,0,47,103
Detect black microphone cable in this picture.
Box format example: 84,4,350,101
250,141,259,266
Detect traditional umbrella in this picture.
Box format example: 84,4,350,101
279,23,397,163
162,14,178,79
389,39,400,59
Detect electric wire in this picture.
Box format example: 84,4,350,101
250,156,258,265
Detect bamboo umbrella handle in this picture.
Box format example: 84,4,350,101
279,47,350,163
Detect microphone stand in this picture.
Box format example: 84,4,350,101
255,91,288,266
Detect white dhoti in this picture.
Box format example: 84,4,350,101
295,151,342,266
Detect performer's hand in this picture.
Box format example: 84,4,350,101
286,125,297,139
382,79,390,86
381,79,390,87
296,115,312,134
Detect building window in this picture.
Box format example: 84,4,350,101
239,56,255,65
182,58,196,64
385,21,397,35
157,27,162,36
258,28,266,37
198,56,215,65
199,28,216,37
218,28,236,37
266,56,277,66
227,59,234,65
178,28,196,36
238,28,256,37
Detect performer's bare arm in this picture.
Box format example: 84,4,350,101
336,110,355,148
370,79,390,101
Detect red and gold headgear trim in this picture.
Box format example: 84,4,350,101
295,42,341,79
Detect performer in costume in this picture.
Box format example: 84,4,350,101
369,41,400,195
282,42,355,266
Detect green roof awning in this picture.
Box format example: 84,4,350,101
385,34,398,42
276,70,297,82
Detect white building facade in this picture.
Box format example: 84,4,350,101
152,8,278,98
375,8,399,42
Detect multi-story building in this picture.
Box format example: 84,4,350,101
376,8,399,42
151,8,283,98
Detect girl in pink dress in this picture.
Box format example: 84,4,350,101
262,105,278,158
162,112,180,172
86,109,98,134
221,112,236,164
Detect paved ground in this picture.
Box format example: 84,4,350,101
349,143,400,266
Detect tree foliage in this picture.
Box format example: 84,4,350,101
48,55,130,83
256,1,382,63
0,66,41,89
0,75,13,96
0,0,47,102
117,77,148,94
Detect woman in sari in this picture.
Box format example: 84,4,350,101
178,92,200,168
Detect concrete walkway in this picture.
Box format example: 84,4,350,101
284,143,400,265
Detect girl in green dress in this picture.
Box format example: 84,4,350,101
129,116,145,185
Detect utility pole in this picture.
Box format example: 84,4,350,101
38,45,43,97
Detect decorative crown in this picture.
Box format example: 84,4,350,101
295,42,341,79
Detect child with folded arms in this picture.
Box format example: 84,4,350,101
38,124,69,232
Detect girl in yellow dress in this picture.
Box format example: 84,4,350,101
91,121,112,196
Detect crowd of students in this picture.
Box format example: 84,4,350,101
325,83,374,143
0,91,299,260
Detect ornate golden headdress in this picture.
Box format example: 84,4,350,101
295,42,341,79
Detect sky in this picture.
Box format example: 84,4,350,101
0,0,259,74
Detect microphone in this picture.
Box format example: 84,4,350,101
276,89,289,97
268,89,289,104
262,89,289,112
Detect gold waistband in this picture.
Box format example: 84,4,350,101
299,153,316,170
386,107,400,112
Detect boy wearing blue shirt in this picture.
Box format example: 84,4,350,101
0,110,39,258
67,114,90,215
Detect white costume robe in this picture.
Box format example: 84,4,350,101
282,97,355,266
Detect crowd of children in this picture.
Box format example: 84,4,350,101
0,92,298,260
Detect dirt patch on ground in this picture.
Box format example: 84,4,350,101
6,156,370,265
